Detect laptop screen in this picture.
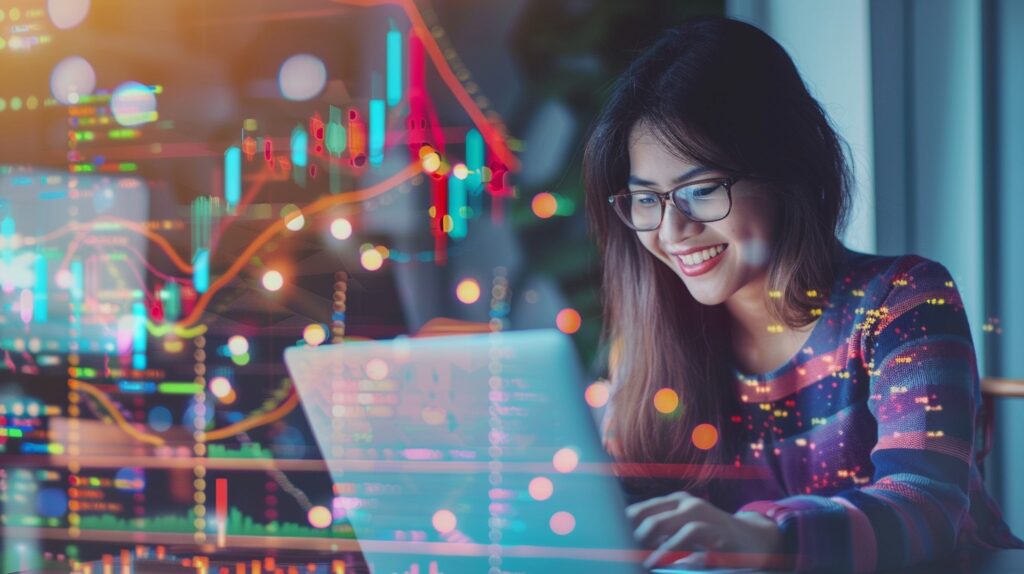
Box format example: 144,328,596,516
286,329,646,574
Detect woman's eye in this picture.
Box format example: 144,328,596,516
634,194,658,206
687,185,720,198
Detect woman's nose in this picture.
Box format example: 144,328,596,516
659,202,703,242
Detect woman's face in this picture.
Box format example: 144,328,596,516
626,124,778,306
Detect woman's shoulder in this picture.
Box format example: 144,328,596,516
835,245,957,306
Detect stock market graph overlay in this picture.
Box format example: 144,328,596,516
0,0,621,571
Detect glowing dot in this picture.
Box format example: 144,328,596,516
227,335,249,356
366,358,389,381
55,269,73,289
585,381,611,408
303,324,327,347
555,308,581,334
330,218,353,240
528,477,554,501
287,213,305,230
148,406,172,432
432,509,457,534
279,54,326,101
455,278,481,304
653,388,680,414
208,376,232,399
361,249,384,271
692,423,719,450
26,96,38,110
262,270,284,291
552,447,579,473
532,192,558,219
550,511,575,535
421,152,441,173
308,505,332,529
282,204,305,231
111,81,157,127
421,407,446,425
48,0,90,29
452,163,469,180
11,97,22,111
51,56,95,105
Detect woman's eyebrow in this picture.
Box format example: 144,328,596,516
627,166,711,187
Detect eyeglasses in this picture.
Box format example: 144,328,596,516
607,176,741,231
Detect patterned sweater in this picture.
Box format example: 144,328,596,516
607,246,1024,571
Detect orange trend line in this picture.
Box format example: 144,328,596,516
73,380,167,447
330,0,520,171
98,217,194,274
174,161,422,328
73,380,301,446
202,390,299,442
32,218,193,275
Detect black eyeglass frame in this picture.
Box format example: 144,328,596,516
606,176,743,231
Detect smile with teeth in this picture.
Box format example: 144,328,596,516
679,244,726,266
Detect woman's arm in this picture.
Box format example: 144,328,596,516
737,259,978,571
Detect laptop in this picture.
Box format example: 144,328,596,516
285,329,663,573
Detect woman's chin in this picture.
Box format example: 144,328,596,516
682,282,730,306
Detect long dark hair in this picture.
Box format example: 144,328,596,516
584,16,852,492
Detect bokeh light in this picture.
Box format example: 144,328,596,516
532,192,558,219
552,447,579,473
303,323,327,347
48,0,90,29
420,150,442,173
279,54,326,101
432,509,457,534
455,278,481,304
208,376,232,399
360,249,384,271
365,358,389,381
330,217,353,240
282,204,305,231
421,406,446,426
307,505,332,529
111,81,157,127
50,56,95,105
528,477,554,501
452,163,469,180
227,335,249,356
262,270,284,292
584,381,610,408
147,406,173,432
653,388,680,414
56,269,74,289
692,423,719,450
550,511,576,535
555,308,581,334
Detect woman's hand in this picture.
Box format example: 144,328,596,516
626,491,785,570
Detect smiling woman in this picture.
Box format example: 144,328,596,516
584,15,1023,572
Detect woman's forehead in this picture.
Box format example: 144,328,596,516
628,128,710,185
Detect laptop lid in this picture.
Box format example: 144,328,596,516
285,329,647,574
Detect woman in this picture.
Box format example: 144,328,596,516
583,16,1023,572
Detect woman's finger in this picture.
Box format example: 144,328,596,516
625,490,693,526
643,520,723,569
634,496,709,548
